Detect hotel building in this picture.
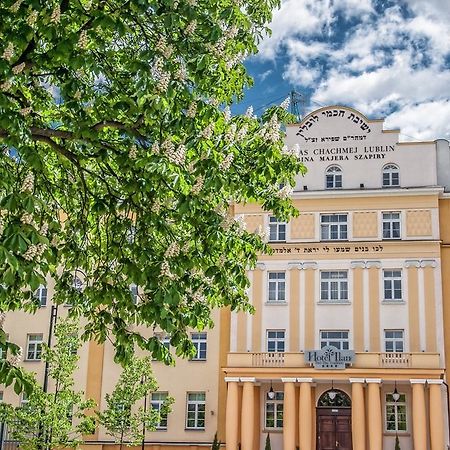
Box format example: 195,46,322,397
223,106,450,450
2,105,450,450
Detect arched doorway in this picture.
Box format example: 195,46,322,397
316,389,352,450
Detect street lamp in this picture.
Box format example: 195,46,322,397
328,381,337,401
392,381,400,402
268,382,275,400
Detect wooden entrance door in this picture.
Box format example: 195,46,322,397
316,408,352,450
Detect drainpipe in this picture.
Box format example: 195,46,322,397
440,376,450,449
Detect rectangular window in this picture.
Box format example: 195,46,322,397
320,330,349,350
320,214,348,241
186,392,205,429
265,391,284,429
269,216,286,242
320,271,348,302
26,334,43,361
34,285,48,307
151,392,169,430
382,212,401,239
384,330,404,353
130,284,138,304
191,333,207,360
386,393,407,432
383,270,402,301
267,330,285,352
268,272,286,302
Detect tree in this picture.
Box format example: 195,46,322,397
0,318,96,449
0,0,305,381
98,355,172,448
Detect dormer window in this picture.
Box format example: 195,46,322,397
382,164,399,187
325,165,342,189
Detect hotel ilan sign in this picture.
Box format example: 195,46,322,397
293,106,396,164
305,346,355,369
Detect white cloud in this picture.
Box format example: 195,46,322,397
385,101,450,141
282,60,320,87
259,69,273,82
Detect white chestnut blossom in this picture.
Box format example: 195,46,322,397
156,71,170,93
186,101,197,118
164,242,180,258
278,184,293,199
20,107,32,116
7,347,22,366
12,62,25,75
236,124,248,142
162,140,186,165
160,261,178,280
21,213,34,225
223,106,231,122
245,105,254,118
151,141,160,154
256,224,270,242
0,312,6,329
21,172,34,192
73,90,81,100
219,153,234,171
10,0,22,12
151,200,161,214
78,30,88,49
235,215,246,233
175,65,187,82
27,10,38,25
40,222,48,236
261,113,280,143
201,123,214,140
23,244,38,261
185,20,197,35
224,123,236,143
50,5,61,23
280,96,290,110
2,42,14,62
0,80,12,91
191,176,204,195
155,37,173,59
129,144,137,159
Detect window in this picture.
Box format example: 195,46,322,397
0,391,3,402
320,330,349,350
320,214,347,240
267,330,285,352
384,330,404,353
268,272,286,302
325,165,342,189
383,270,402,301
382,212,401,239
34,285,48,307
130,284,138,304
26,334,43,360
265,391,284,429
155,333,171,350
382,164,400,188
320,271,348,302
191,333,207,360
186,392,205,429
151,392,169,430
269,216,286,242
386,393,407,432
72,276,83,291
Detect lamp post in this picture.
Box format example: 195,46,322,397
141,375,148,450
267,382,275,400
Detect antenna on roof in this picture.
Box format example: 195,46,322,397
289,90,306,122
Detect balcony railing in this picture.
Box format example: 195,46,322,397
227,352,441,369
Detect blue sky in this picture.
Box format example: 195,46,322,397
238,0,450,141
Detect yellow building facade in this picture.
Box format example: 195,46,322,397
223,106,450,450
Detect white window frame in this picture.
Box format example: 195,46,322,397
268,216,286,242
325,165,342,189
268,272,286,303
384,330,404,353
382,212,401,239
385,393,407,432
383,270,402,301
191,333,207,360
320,214,348,241
266,330,285,353
320,330,349,350
26,334,43,361
186,392,205,430
34,285,48,307
151,392,169,430
382,164,400,188
130,284,138,304
265,391,284,429
320,271,348,302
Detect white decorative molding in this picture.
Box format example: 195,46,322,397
256,262,266,271
420,259,437,268
288,262,303,270
224,377,240,383
410,379,427,384
240,377,256,383
366,378,382,384
365,261,381,269
350,261,366,269
303,262,318,270
427,379,444,385
281,377,297,383
404,260,421,268
297,377,314,383
349,378,366,384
